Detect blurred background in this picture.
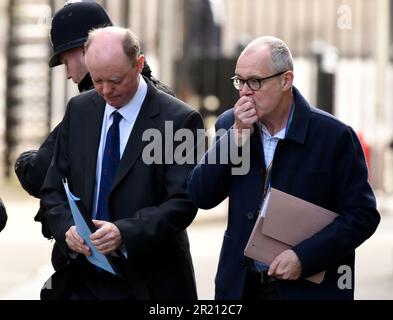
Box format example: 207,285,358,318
0,0,393,300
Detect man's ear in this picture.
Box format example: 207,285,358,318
136,55,145,74
282,71,294,91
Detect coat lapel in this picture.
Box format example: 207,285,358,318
83,93,106,213
251,123,265,167
285,86,310,145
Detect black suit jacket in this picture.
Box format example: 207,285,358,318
41,82,203,299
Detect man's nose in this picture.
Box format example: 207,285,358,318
239,82,254,96
102,83,113,95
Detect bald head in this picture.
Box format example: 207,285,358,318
84,26,145,108
85,26,141,67
240,36,293,73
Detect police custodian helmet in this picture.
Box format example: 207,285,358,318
49,1,113,68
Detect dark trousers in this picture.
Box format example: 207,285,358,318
68,258,134,300
41,255,135,300
242,271,280,300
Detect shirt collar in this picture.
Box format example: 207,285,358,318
260,123,286,140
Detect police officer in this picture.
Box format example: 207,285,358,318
14,2,173,260
0,198,6,233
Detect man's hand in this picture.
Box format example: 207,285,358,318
90,220,123,255
233,96,258,146
268,249,302,280
65,226,91,256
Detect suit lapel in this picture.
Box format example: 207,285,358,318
112,85,160,190
251,123,265,167
83,93,106,213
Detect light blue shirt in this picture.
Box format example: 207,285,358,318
92,75,148,218
259,123,286,169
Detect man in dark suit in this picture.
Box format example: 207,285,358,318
14,2,174,249
40,26,202,300
187,36,380,300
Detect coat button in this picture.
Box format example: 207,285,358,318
257,169,264,176
247,212,254,220
240,258,246,267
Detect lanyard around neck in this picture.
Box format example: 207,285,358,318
261,103,295,198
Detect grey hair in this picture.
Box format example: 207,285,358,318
85,26,141,67
121,29,141,67
247,36,293,73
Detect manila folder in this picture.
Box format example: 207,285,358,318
244,188,338,284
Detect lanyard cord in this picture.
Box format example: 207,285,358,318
261,103,295,198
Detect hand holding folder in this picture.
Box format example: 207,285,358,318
63,178,120,276
244,188,338,284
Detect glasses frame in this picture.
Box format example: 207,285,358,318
231,70,287,91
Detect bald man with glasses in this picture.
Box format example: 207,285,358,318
188,36,379,300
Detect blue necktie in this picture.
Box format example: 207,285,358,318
96,111,122,221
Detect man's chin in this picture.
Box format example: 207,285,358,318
106,98,121,108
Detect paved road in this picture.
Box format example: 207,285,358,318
0,182,392,300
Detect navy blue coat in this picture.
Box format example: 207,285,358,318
188,87,380,300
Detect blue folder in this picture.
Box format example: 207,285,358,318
62,178,120,276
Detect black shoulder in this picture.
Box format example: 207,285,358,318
145,76,175,97
0,197,7,232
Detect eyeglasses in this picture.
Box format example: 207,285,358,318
231,71,287,91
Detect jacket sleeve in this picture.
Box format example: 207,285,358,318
14,124,62,198
292,126,380,277
40,107,74,256
187,110,244,210
0,197,7,232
